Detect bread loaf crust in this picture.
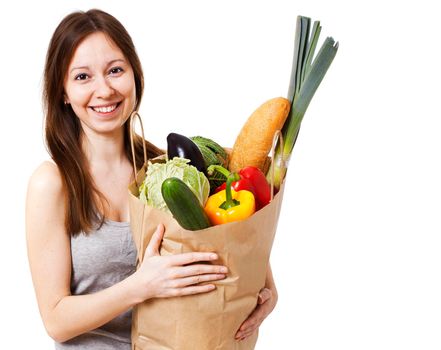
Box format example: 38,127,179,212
229,97,290,172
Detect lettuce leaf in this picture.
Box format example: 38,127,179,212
138,157,209,212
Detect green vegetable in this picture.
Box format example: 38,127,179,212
190,136,229,193
190,136,228,167
139,157,210,212
206,167,228,194
161,177,211,230
269,16,339,189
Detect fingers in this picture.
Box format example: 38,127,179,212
238,304,263,332
257,288,272,304
236,287,273,341
145,224,165,257
235,316,260,340
171,263,228,279
170,283,216,297
235,302,267,341
236,328,256,341
169,251,219,266
171,273,226,288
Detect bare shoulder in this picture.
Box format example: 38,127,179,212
26,160,66,226
27,160,64,198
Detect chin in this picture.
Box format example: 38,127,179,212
81,117,125,135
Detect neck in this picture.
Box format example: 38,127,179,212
81,127,127,169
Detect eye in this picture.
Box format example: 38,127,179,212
75,73,89,81
109,67,124,75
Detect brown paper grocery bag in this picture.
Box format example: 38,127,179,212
128,112,286,350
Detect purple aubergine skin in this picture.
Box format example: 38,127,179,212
167,133,207,175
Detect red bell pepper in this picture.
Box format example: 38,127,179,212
207,165,271,210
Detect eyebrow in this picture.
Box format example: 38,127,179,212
69,59,126,73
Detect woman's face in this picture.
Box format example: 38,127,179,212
64,32,136,135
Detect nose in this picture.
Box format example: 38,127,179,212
95,76,115,99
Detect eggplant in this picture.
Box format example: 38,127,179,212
167,133,207,174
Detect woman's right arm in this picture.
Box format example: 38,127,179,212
26,162,227,343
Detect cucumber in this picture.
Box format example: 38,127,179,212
161,177,211,231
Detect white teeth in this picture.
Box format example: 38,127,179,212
93,104,117,113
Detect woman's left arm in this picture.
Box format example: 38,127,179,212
235,263,278,341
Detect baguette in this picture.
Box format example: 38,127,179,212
229,97,290,172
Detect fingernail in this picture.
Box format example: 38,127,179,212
210,254,218,260
220,267,228,273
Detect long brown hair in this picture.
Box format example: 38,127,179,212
43,9,162,235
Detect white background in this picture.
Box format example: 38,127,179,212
1,0,440,349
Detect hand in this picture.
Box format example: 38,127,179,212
235,287,278,341
133,224,228,301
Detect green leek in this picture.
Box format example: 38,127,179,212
268,16,339,189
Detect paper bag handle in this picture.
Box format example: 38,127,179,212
269,130,285,201
129,111,148,187
129,111,151,264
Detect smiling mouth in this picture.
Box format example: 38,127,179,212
90,102,121,114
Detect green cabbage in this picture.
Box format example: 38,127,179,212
138,157,209,212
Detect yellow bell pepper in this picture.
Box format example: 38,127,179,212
204,173,255,225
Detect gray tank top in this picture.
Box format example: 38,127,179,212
55,220,137,349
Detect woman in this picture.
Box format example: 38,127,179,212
26,9,276,349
